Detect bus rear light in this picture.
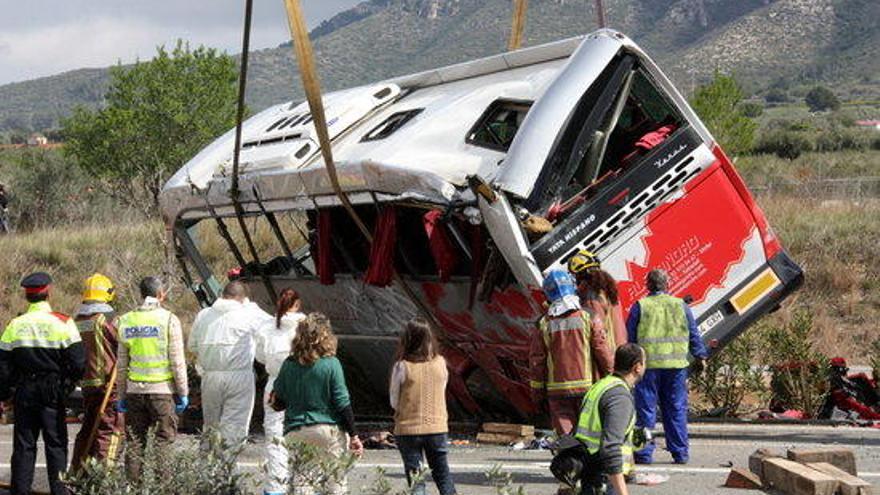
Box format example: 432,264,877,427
730,268,781,315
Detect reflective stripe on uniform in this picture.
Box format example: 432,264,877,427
546,379,592,391
574,375,635,457
538,312,594,393
639,335,689,344
1,302,80,351
118,308,173,383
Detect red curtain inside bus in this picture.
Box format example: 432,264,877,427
364,206,397,287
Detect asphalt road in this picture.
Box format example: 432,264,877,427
0,423,877,494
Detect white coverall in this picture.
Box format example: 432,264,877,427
255,312,305,495
188,298,272,448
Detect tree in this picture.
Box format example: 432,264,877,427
804,86,840,112
764,88,788,104
62,41,239,214
690,72,757,156
738,101,764,118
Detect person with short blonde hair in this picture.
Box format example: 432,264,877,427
270,313,362,495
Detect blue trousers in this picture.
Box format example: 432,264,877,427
633,368,689,463
397,433,457,495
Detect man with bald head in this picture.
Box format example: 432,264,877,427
626,269,708,465
188,281,272,448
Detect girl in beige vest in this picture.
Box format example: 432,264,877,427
389,318,457,495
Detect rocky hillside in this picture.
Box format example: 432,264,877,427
1,0,878,133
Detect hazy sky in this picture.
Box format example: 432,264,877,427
0,0,362,85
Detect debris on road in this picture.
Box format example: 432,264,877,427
724,467,763,490
787,447,858,476
729,447,873,494
476,423,535,445
806,462,872,495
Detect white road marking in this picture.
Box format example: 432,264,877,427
2,462,880,479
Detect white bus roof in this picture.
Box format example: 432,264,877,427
159,30,653,223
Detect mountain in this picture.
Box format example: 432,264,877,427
1,0,878,134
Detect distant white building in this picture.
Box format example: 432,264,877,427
855,120,880,131
26,133,48,146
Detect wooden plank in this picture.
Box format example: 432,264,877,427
750,448,780,479
788,448,858,476
475,432,529,445
806,462,873,495
481,422,535,436
762,457,838,495
725,467,763,490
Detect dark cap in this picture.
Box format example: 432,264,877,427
21,272,52,293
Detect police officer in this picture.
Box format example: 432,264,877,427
551,344,647,495
116,276,188,478
0,272,85,495
626,269,708,465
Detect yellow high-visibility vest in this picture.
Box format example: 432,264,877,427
636,294,689,369
118,308,173,383
0,302,80,351
574,374,636,475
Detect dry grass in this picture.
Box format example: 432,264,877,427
0,221,199,328
756,195,880,363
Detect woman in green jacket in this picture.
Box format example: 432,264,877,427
270,312,363,494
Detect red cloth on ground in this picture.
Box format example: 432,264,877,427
423,210,458,282
317,210,335,285
364,206,396,287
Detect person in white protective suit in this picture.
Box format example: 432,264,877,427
255,288,306,495
188,281,272,448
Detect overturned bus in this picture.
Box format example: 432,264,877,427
160,30,802,420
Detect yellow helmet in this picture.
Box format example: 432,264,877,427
83,273,115,303
567,250,600,274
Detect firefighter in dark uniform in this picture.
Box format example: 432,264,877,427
0,272,86,495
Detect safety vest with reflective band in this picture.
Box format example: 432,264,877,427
0,302,81,352
118,308,173,383
636,294,689,369
530,311,593,396
574,375,636,475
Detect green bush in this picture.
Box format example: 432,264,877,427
759,311,829,418
805,86,841,112
690,329,769,417
814,129,871,152
66,429,249,495
739,101,764,118
753,130,813,159
764,88,789,104
690,72,757,155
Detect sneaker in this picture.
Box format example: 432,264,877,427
673,457,689,465
634,456,653,465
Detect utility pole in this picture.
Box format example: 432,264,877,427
595,0,607,28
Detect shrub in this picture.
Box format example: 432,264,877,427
690,329,769,417
739,101,764,118
753,130,812,159
282,437,357,493
690,72,757,155
759,310,829,418
0,148,122,231
764,88,789,104
66,429,249,495
805,86,841,112
814,129,871,152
